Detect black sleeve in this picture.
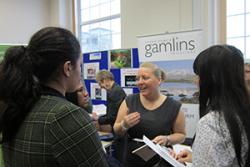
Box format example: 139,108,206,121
98,86,126,126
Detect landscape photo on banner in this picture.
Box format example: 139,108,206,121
154,60,199,138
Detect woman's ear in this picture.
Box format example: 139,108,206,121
63,61,72,77
157,77,162,85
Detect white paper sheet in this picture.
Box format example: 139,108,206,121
173,144,192,155
143,135,186,167
92,104,107,116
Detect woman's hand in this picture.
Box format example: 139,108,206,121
176,149,192,163
166,148,177,159
93,120,100,131
152,135,170,146
92,112,99,121
122,112,140,129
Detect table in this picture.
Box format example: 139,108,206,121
98,131,114,154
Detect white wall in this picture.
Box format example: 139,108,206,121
121,0,193,48
50,0,73,31
0,0,50,44
0,0,218,48
0,0,73,44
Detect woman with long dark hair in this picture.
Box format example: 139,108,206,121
177,45,250,167
0,27,108,167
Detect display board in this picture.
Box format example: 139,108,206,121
83,48,139,105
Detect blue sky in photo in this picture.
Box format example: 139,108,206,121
151,59,194,71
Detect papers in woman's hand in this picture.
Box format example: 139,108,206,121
133,135,186,167
172,144,192,155
132,138,144,143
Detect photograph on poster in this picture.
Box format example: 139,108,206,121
84,62,99,80
125,75,136,87
120,68,138,87
90,83,107,101
95,88,102,100
151,60,198,104
110,49,132,68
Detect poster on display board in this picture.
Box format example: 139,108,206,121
137,30,204,62
120,68,138,87
83,62,100,80
90,82,107,101
89,52,102,60
110,49,132,69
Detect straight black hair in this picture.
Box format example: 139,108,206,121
0,27,81,142
193,45,250,167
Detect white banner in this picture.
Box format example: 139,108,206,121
181,103,199,138
137,30,204,62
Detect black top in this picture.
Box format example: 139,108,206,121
126,93,181,139
98,83,126,127
114,93,181,167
